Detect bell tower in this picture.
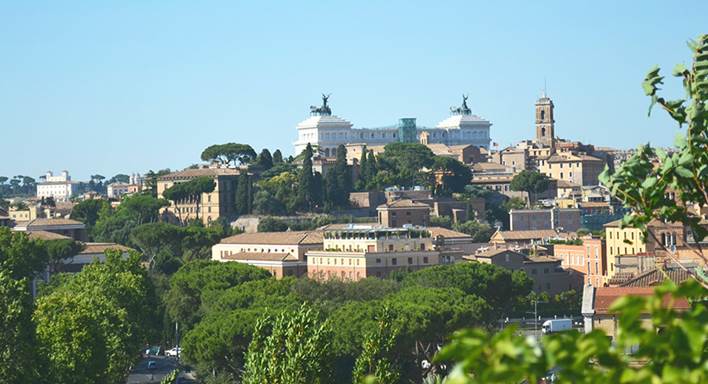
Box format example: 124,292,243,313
535,92,555,148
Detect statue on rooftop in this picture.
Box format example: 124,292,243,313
310,93,332,116
450,94,472,115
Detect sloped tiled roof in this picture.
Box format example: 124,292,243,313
80,243,134,254
26,218,85,228
222,252,300,262
220,231,323,245
493,229,560,241
620,267,694,287
525,255,562,264
158,167,239,180
377,199,431,209
474,248,525,258
593,286,690,315
428,227,472,239
26,230,71,241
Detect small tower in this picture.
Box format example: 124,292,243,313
535,91,555,149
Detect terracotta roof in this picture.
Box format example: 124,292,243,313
547,153,603,163
377,199,431,209
556,180,581,188
578,201,610,208
603,219,623,228
219,230,323,245
428,227,472,239
158,167,239,180
620,267,694,287
475,248,525,258
222,252,300,262
26,230,71,241
25,218,85,228
472,162,508,172
525,255,562,264
80,243,134,254
593,286,691,315
493,229,560,241
318,223,379,230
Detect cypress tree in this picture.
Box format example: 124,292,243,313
297,144,315,211
330,144,352,208
357,146,369,191
256,149,273,170
272,149,283,164
236,172,251,214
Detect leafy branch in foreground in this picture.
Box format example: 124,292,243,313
599,34,708,281
435,280,707,384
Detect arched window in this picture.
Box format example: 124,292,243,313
540,110,546,120
541,127,546,137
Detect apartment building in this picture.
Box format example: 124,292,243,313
464,248,577,294
553,237,606,287
489,229,565,248
539,151,605,186
157,166,239,225
604,219,685,278
376,199,430,228
509,208,581,232
307,226,439,281
211,231,323,278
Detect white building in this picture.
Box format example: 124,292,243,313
293,95,492,157
107,183,130,199
37,171,77,202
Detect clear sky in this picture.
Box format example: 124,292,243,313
1,1,706,180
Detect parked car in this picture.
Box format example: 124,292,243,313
144,345,162,356
147,360,157,370
166,347,181,357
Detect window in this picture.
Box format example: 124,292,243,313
408,257,413,265
423,257,429,264
543,268,549,274
392,258,397,265
546,282,551,290
376,258,381,264
388,244,394,252
531,268,537,275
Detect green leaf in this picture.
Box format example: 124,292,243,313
678,152,694,166
672,63,687,76
675,166,693,178
641,177,658,189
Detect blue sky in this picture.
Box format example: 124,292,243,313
1,1,706,180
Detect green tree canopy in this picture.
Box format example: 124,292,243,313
34,251,158,384
165,260,271,330
201,143,257,167
451,220,495,243
430,156,472,196
509,170,550,204
0,228,48,280
0,272,42,383
242,303,333,384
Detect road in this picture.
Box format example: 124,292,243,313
125,355,197,384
